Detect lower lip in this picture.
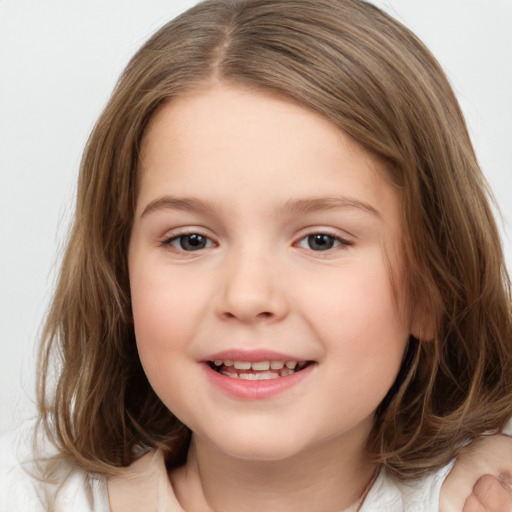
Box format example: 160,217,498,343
203,363,314,400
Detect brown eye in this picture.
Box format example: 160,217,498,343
296,233,350,252
167,233,213,251
307,234,336,251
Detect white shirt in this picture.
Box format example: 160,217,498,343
0,426,452,512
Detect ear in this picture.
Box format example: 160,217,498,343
410,300,438,342
410,322,435,342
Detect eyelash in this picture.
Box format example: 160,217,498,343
295,233,353,252
161,232,216,252
161,231,352,253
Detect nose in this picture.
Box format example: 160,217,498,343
215,248,289,323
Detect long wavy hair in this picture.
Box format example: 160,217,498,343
37,0,512,480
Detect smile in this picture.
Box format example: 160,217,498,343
203,354,316,399
208,360,311,380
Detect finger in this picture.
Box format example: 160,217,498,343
499,472,512,488
440,434,512,512
463,494,494,512
463,475,512,512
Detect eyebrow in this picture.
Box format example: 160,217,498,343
141,196,215,217
140,195,381,219
281,196,381,218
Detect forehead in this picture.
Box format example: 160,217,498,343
136,83,400,225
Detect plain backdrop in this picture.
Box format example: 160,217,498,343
1,0,511,435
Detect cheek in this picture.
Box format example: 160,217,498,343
129,275,202,416
299,259,409,394
129,260,202,374
301,260,408,339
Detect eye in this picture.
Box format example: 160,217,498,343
164,233,215,251
296,233,350,251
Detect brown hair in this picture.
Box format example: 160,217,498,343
37,0,512,480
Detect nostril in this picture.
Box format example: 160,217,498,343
222,310,274,320
216,282,288,321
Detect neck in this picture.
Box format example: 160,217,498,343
170,429,377,512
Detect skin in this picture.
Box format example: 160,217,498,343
441,435,512,512
128,83,415,511
127,82,512,511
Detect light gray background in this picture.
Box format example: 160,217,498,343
1,0,511,435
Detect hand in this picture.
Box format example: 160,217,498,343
462,474,512,512
440,434,512,512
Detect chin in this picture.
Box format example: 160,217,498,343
203,427,313,462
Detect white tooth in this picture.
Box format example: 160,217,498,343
239,373,257,380
239,371,280,380
234,361,251,370
220,370,238,378
214,360,223,366
252,361,270,371
285,361,297,369
270,361,284,370
297,361,307,369
261,371,280,380
224,360,234,367
281,368,294,376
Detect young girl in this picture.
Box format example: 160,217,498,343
1,0,512,510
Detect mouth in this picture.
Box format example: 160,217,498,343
207,359,313,380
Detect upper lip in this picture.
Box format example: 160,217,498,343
202,349,309,362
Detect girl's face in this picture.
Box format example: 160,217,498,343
129,84,411,462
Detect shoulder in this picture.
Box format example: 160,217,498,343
0,426,42,511
360,462,454,512
0,424,110,512
108,449,185,512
